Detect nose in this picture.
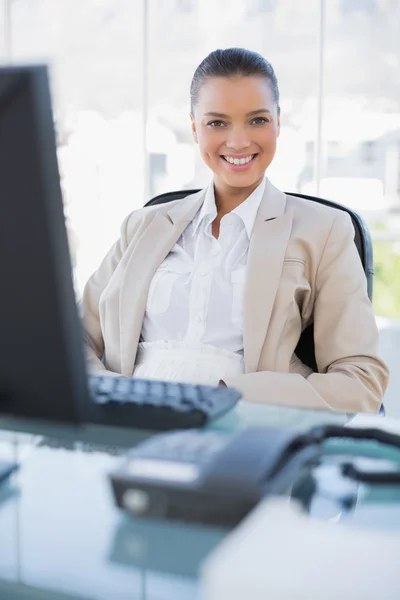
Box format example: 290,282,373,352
225,126,251,151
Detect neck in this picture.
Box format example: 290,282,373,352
213,176,264,216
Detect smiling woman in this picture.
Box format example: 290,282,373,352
80,47,389,414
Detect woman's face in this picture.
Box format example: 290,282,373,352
191,75,280,192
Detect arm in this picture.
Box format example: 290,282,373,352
79,214,131,374
224,212,389,413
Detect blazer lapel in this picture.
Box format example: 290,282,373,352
119,190,206,376
244,179,293,373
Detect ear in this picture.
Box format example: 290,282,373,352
190,114,198,144
276,112,281,138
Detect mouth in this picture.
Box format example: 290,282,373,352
220,153,258,171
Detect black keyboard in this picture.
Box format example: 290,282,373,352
87,375,241,431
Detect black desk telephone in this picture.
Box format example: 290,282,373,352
109,427,321,527
110,424,400,527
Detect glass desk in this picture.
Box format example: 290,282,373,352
0,402,399,600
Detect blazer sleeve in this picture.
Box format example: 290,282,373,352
224,211,389,413
79,214,132,374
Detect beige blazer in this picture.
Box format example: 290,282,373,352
81,179,389,413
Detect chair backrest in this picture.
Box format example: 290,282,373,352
145,190,374,373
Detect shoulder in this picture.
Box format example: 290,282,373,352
285,193,354,237
286,192,349,221
283,193,358,269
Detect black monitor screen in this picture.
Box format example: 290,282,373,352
0,65,88,424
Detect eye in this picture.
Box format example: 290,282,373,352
250,116,270,125
207,120,226,128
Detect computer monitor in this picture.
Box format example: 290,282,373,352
0,65,89,424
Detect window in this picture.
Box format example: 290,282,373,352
322,1,400,247
0,0,7,60
9,0,144,295
323,0,400,414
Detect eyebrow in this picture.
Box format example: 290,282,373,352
204,109,272,118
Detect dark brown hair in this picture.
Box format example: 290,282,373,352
190,47,280,113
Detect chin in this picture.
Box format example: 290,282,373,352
221,172,264,189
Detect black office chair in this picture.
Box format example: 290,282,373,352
146,188,374,371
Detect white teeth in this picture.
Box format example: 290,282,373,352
224,155,254,165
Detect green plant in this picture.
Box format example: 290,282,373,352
373,240,400,320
